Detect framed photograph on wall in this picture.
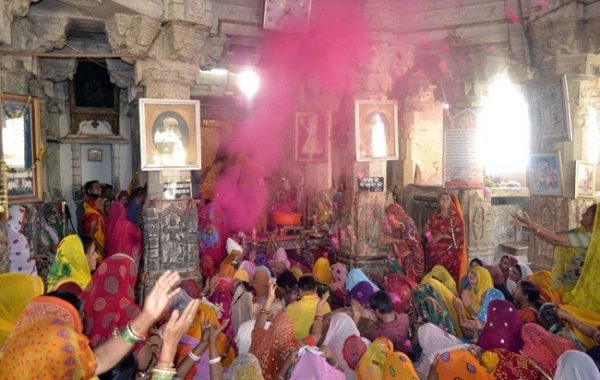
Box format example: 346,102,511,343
295,112,330,162
1,93,43,203
575,160,596,199
528,152,564,196
355,100,399,162
526,74,572,143
139,98,201,171
87,149,103,162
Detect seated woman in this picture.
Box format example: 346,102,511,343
383,202,425,283
418,277,463,338
477,299,523,352
554,350,600,380
480,348,544,380
428,347,492,380
460,266,494,319
360,291,410,352
415,323,470,379
355,337,418,380
423,192,467,284
459,258,484,292
520,323,578,375
0,273,44,347
511,205,596,297
507,263,533,295
498,254,519,285
0,271,193,379
46,234,97,296
422,265,458,295
513,280,542,323
484,264,514,304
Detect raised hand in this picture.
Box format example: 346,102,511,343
267,278,277,301
316,291,330,316
143,271,182,322
161,299,200,361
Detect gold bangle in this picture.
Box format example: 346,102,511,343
314,315,324,321
535,225,542,233
260,308,270,315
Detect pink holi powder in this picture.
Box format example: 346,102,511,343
212,1,371,231
505,9,520,24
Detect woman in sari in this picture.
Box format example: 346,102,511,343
46,234,96,295
346,268,379,293
355,337,394,380
412,283,457,336
480,349,544,380
520,322,577,375
415,323,470,380
225,353,264,380
507,263,533,295
423,192,467,284
419,276,463,337
0,270,190,379
272,247,291,277
384,203,425,283
288,349,345,380
427,348,493,380
385,273,417,314
323,313,363,379
477,300,523,352
7,205,37,275
484,265,514,304
104,201,142,264
499,254,519,284
382,351,419,380
313,256,334,285
422,265,458,295
82,182,106,257
458,258,484,292
231,272,256,332
460,266,494,318
331,263,348,298
554,350,600,380
0,273,44,347
80,253,140,347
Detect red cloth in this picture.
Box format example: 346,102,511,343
490,348,544,380
384,273,417,313
80,254,141,347
197,202,228,267
520,323,577,375
386,203,425,282
105,202,142,263
425,196,466,283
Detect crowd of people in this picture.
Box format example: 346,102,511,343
0,187,599,379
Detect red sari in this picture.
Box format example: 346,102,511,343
424,195,467,284
80,253,140,347
105,202,142,264
385,203,425,282
82,196,106,256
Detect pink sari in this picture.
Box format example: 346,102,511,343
80,253,140,347
105,202,142,264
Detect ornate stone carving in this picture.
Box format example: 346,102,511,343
142,198,200,291
58,0,102,7
152,23,209,65
1,0,39,45
529,196,569,269
12,15,68,51
105,59,134,88
39,58,77,81
135,59,198,98
164,0,213,26
467,194,494,256
105,14,161,63
200,35,227,70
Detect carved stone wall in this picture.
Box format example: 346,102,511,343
529,196,570,269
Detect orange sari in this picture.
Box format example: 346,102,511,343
83,197,106,256
0,295,96,379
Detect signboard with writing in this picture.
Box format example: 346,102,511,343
443,108,484,188
358,177,384,192
163,181,192,200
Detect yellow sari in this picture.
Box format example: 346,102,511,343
550,226,588,294
564,204,600,312
185,302,236,366
422,265,458,295
0,273,44,347
466,266,493,315
559,304,600,349
421,276,463,338
356,337,394,380
528,270,562,304
46,235,92,292
313,257,334,285
382,352,419,380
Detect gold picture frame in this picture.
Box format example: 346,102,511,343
139,98,202,171
575,160,596,199
355,100,399,162
1,93,44,203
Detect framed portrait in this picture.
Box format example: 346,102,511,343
528,152,564,196
355,100,399,162
139,98,201,171
575,160,596,199
295,112,330,162
526,74,572,143
1,93,43,203
87,149,103,162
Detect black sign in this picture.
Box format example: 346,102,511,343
163,181,192,200
358,177,384,192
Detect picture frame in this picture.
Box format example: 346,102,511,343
87,149,103,162
526,74,572,143
1,93,43,203
575,160,596,199
528,152,564,196
139,98,201,171
295,112,330,162
355,100,399,162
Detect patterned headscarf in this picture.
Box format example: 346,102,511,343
46,235,91,293
225,353,264,380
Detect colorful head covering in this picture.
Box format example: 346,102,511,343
226,237,243,255
422,265,458,295
484,265,504,286
0,295,95,379
313,257,334,285
349,281,377,307
343,335,368,371
476,288,505,323
235,319,272,355
419,276,463,337
290,267,303,280
201,255,217,280
346,268,379,291
232,282,254,332
289,350,345,380
411,284,457,336
46,235,92,293
477,299,523,352
273,247,291,270
0,273,44,347
323,313,361,378
465,266,494,314
104,201,142,263
239,260,256,281
415,323,468,379
225,353,264,380
80,253,140,347
384,273,417,313
249,312,301,380
481,348,544,380
330,262,348,292
521,322,577,375
500,254,519,282
7,205,36,274
507,263,533,294
385,203,425,283
428,348,493,380
382,351,419,380
234,269,250,283
355,337,393,380
555,350,600,380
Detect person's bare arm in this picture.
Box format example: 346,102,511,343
307,292,330,344
208,321,229,380
255,279,276,330
511,211,570,246
93,271,182,375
